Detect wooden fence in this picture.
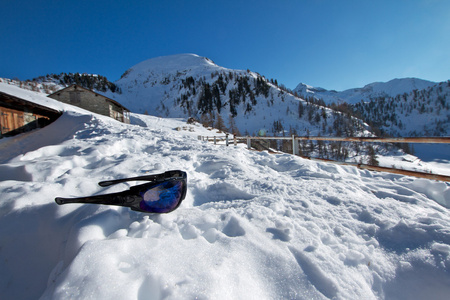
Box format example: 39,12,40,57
199,134,450,182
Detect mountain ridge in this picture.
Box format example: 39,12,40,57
294,77,438,105
104,54,370,141
120,54,222,79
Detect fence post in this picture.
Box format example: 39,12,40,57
226,134,229,146
214,136,217,145
247,137,251,149
234,134,237,147
292,135,299,155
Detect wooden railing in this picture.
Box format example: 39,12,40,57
199,134,450,182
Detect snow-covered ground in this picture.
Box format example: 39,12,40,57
1,83,450,299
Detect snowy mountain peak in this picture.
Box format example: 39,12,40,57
360,78,437,97
294,83,330,95
119,54,222,80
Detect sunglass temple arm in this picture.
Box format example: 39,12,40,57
55,191,132,206
97,170,183,187
98,174,165,187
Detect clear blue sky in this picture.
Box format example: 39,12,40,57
1,0,449,91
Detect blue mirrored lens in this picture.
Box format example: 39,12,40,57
139,180,183,213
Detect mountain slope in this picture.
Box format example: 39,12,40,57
109,54,230,115
294,78,450,138
104,54,370,138
353,80,450,137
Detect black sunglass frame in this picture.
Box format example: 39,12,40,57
55,170,187,213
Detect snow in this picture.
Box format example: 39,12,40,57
1,85,450,299
121,54,221,77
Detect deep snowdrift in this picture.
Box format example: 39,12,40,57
1,98,450,299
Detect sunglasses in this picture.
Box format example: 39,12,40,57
55,170,187,213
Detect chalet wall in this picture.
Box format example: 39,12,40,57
49,85,129,123
0,107,52,137
49,85,109,115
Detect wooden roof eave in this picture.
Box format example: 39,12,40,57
0,91,62,118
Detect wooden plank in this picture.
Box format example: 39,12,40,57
1,109,9,134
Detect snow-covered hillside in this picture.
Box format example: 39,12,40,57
294,78,450,139
107,54,232,114
1,54,370,139
103,54,369,138
353,81,450,137
1,82,450,300
294,78,437,105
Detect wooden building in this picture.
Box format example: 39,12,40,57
0,91,62,138
48,85,130,123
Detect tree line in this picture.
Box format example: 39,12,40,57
31,73,121,93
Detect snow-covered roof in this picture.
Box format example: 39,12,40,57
0,90,61,116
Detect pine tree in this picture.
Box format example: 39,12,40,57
367,145,379,166
215,112,226,132
298,102,304,118
228,115,240,135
